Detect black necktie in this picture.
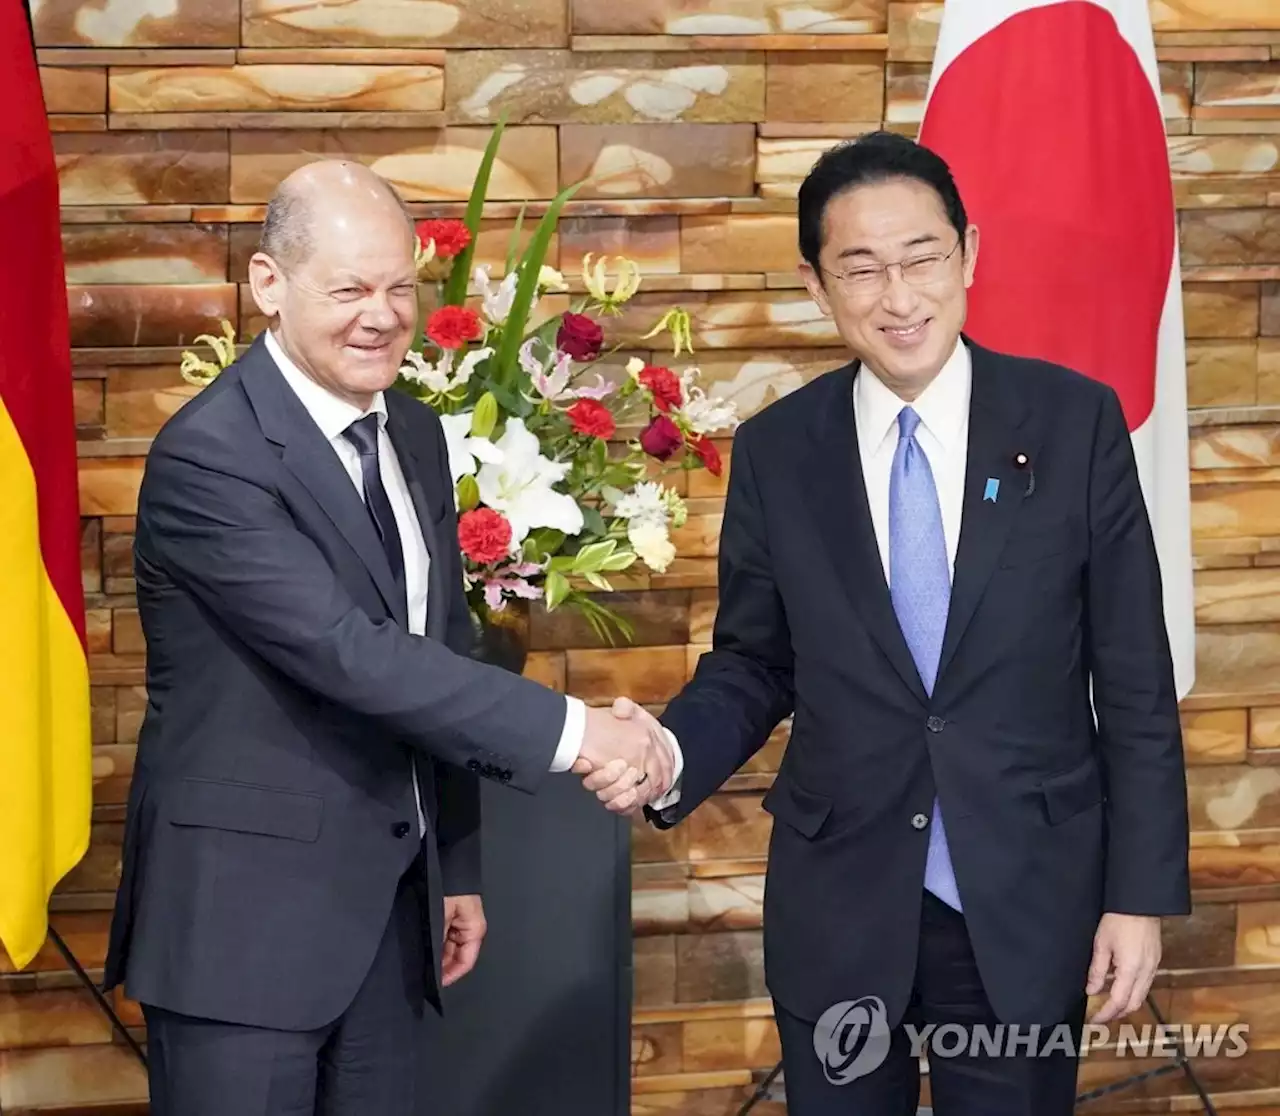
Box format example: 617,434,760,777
342,414,406,604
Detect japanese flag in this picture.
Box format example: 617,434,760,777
919,0,1197,700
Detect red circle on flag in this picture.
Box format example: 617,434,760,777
917,0,1173,432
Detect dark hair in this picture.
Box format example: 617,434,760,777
797,130,968,273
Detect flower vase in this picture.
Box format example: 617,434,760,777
470,598,531,676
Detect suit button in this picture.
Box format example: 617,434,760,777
467,759,481,772
392,821,411,838
926,716,945,733
911,813,929,829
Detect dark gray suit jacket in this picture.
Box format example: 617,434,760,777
103,335,567,1030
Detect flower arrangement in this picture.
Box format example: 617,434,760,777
180,119,738,645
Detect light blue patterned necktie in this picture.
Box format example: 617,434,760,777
889,406,961,911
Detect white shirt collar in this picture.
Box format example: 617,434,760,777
264,327,387,443
855,337,971,455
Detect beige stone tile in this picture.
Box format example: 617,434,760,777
1191,839,1280,891
56,821,122,893
74,379,104,432
1152,0,1280,31
56,131,229,206
634,935,678,1007
1170,981,1280,1049
1182,707,1248,763
687,793,769,861
90,684,115,745
558,215,680,274
571,0,886,36
884,61,929,126
765,51,882,122
1254,707,1280,751
93,742,136,806
613,290,838,349
565,645,689,703
1161,61,1194,123
561,123,755,198
1196,568,1280,624
1262,337,1280,403
110,64,444,114
1181,209,1280,266
448,50,763,125
62,223,228,285
78,458,144,517
242,0,568,47
1193,481,1280,540
1187,339,1258,406
105,366,204,438
676,930,766,1002
1195,61,1280,119
687,875,764,932
681,213,799,273
1193,623,1280,703
1264,281,1280,335
39,66,106,112
683,1015,779,1073
1237,900,1280,964
1161,902,1236,969
68,283,238,348
676,347,844,422
33,0,237,46
887,1,940,63
633,879,691,936
1169,134,1280,178
229,126,559,203
0,1045,148,1110
116,685,148,744
1183,280,1260,337
1190,424,1280,469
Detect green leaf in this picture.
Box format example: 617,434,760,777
581,505,607,538
470,391,499,439
583,571,611,591
505,203,527,275
492,178,585,390
523,527,565,564
545,569,571,610
601,550,637,572
572,540,617,573
455,474,480,512
443,114,508,307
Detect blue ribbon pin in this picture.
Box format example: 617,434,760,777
983,477,1000,502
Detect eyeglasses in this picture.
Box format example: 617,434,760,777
822,237,963,296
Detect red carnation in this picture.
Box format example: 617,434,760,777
556,312,604,362
416,219,471,259
426,305,483,350
457,508,512,565
639,414,683,461
638,364,683,413
567,398,616,439
689,434,723,477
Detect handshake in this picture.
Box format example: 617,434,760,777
571,697,677,816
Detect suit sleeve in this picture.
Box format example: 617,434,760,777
135,420,566,795
432,421,484,896
648,426,796,828
1085,385,1191,915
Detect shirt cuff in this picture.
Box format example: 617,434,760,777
549,695,586,772
648,727,684,809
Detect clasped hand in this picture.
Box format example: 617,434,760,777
571,697,673,816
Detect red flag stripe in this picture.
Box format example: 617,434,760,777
0,2,85,648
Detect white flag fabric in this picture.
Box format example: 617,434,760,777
918,0,1197,700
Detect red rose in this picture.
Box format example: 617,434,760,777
639,415,683,460
426,305,482,350
689,434,723,477
458,508,512,565
567,398,616,439
556,313,604,362
416,219,471,259
638,365,683,413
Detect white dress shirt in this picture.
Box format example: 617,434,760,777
265,330,586,836
649,339,972,812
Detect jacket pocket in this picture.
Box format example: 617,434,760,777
998,525,1077,568
1039,759,1103,825
762,773,833,839
167,777,323,842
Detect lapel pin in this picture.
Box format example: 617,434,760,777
983,477,999,502
1012,452,1035,497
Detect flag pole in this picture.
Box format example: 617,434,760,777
45,926,148,1069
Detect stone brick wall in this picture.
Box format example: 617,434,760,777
2,0,1280,1112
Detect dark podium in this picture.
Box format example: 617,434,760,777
419,770,633,1116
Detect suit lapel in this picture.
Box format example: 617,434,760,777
385,399,449,642
803,364,929,705
935,342,1036,685
239,336,408,628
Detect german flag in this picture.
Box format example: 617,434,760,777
0,0,93,970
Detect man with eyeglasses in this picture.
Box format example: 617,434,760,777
600,130,1190,1114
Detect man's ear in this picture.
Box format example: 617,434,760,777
248,252,285,320
799,260,833,318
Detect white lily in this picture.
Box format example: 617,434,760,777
476,417,584,544
474,264,522,326
678,369,739,435
439,412,504,485
401,346,493,395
